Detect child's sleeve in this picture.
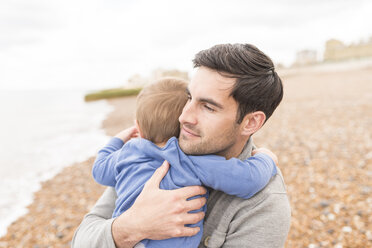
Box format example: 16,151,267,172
190,153,277,199
92,137,124,187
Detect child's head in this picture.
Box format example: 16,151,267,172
136,77,188,144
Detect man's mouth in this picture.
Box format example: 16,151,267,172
181,126,200,137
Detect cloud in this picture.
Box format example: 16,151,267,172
0,0,61,51
0,0,371,90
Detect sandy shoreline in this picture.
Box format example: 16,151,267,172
0,64,371,247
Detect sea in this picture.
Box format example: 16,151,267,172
0,90,113,237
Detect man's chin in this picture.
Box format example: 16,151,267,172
179,138,199,155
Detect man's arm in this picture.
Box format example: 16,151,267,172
71,187,118,248
72,161,207,248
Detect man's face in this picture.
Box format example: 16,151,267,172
178,67,244,158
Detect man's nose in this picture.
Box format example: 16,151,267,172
179,101,197,125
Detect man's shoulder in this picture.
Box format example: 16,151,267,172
200,169,291,247
231,167,290,216
205,168,290,223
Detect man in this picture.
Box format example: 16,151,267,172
72,43,291,248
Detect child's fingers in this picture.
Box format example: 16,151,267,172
251,149,259,156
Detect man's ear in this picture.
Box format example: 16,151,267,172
135,119,144,138
240,111,266,136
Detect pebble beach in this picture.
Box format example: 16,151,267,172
0,61,371,248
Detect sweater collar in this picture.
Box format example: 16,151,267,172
238,136,255,161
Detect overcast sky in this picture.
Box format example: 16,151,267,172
0,0,371,90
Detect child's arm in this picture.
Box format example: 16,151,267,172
190,148,278,199
92,126,138,187
92,138,123,187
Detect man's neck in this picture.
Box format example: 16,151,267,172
222,136,251,160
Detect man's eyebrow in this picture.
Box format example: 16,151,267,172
199,97,224,109
186,87,223,109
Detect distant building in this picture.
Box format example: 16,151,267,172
324,37,372,61
293,50,318,66
127,74,148,87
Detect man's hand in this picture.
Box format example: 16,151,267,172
115,126,139,143
252,148,279,165
112,161,207,248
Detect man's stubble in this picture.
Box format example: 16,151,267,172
179,122,241,157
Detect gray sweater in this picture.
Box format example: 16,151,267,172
72,138,291,247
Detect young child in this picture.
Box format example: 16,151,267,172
92,78,278,248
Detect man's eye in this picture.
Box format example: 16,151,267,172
204,105,215,112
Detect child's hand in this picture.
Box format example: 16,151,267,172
252,148,278,166
114,126,139,143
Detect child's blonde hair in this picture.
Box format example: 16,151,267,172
136,77,188,144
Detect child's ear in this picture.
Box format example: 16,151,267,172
240,111,266,136
135,119,144,138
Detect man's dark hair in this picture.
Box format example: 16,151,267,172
193,43,283,124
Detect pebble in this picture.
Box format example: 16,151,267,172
319,200,330,208
56,232,64,239
327,213,335,221
360,186,371,195
320,241,329,246
333,203,341,214
357,161,365,168
366,231,372,241
366,151,372,160
353,215,364,229
308,244,319,248
342,226,352,233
